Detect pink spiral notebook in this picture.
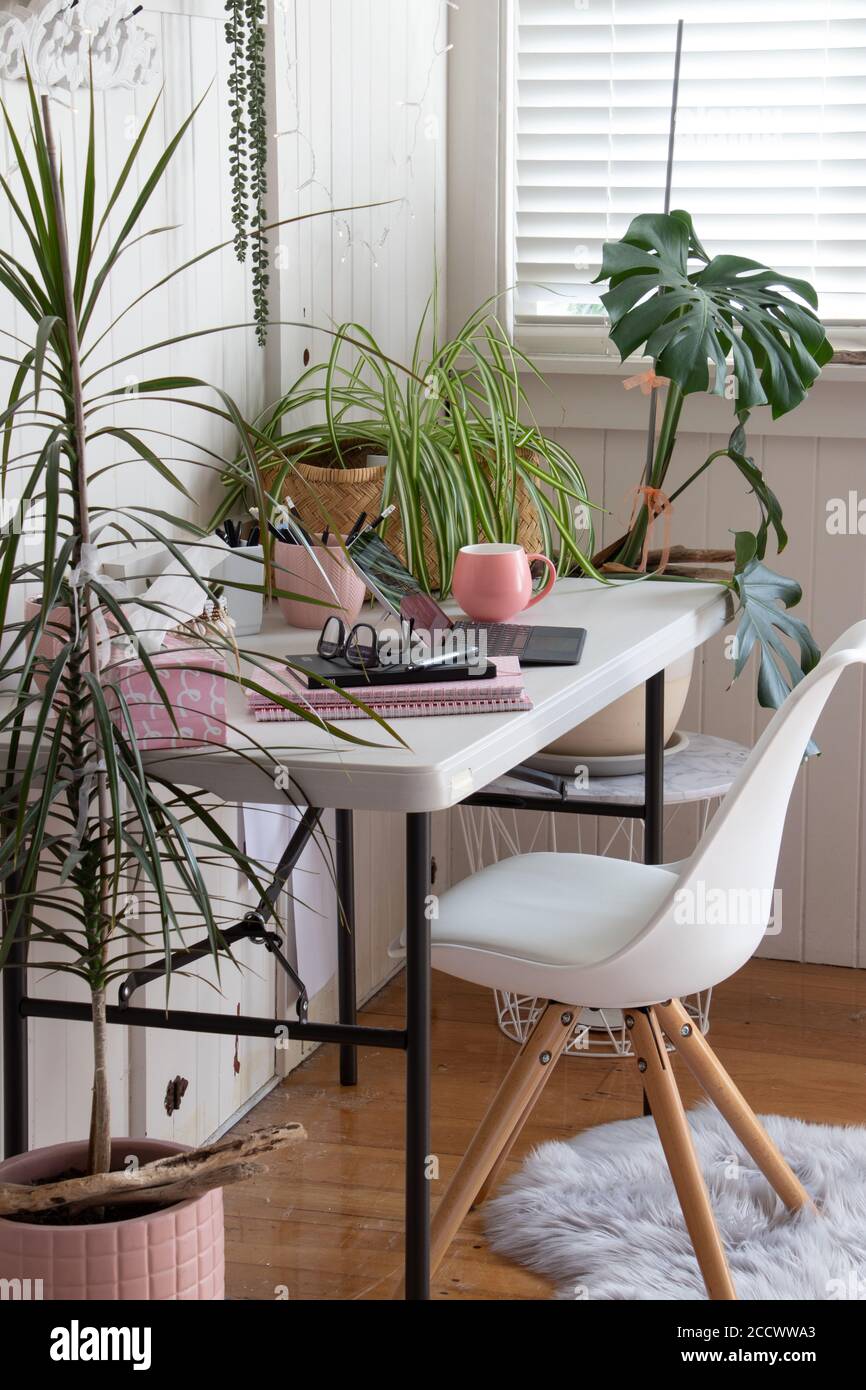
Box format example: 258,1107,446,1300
248,656,531,722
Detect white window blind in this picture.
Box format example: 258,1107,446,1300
514,0,866,329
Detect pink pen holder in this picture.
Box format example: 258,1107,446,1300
274,539,366,630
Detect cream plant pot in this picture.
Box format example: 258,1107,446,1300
543,651,694,758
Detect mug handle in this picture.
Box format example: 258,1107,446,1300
525,553,557,608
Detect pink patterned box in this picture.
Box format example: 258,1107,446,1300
111,634,228,751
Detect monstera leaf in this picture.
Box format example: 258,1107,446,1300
731,532,821,750
595,212,833,418
724,413,787,559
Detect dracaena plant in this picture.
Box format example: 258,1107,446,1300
594,210,832,721
0,73,388,1184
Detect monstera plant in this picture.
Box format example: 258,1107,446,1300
593,210,832,724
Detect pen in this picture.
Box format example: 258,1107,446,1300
348,504,396,547
275,501,315,547
345,511,367,546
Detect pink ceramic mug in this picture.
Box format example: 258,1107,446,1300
451,543,556,623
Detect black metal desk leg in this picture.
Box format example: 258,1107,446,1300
335,809,358,1086
2,898,29,1157
644,670,665,867
404,812,432,1300
642,671,665,1119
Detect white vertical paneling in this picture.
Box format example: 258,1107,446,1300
329,1,354,334
268,1,446,1023
803,438,866,967
759,436,819,963
387,0,410,355
349,0,373,333
369,0,394,352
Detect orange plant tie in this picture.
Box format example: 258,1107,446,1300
622,369,669,395
625,484,673,574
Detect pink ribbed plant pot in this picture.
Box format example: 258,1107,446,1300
273,539,366,629
0,1139,224,1301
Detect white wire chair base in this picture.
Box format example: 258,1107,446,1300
493,989,712,1057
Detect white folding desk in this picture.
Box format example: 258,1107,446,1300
145,578,733,811
2,578,733,1300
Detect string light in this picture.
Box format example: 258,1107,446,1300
398,0,455,178
272,0,451,270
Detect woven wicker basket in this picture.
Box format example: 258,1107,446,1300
262,443,545,594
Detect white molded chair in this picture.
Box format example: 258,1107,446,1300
429,622,866,1300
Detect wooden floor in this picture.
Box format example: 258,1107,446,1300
224,958,866,1300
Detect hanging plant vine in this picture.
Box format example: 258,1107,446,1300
224,0,269,345
245,0,269,346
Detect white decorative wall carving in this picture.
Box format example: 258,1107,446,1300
0,0,159,91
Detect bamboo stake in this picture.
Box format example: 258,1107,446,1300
0,1122,305,1218
641,18,684,487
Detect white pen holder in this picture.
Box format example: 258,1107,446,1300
213,544,265,637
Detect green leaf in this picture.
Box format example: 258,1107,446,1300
73,80,96,312
33,314,60,407
731,533,821,752
595,211,833,417
668,415,787,561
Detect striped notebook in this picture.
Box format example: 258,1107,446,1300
248,656,531,722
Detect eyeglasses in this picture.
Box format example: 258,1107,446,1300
317,616,383,669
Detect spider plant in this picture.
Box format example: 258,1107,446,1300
593,210,832,722
215,293,601,595
0,72,394,1183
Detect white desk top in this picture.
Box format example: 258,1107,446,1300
143,579,733,813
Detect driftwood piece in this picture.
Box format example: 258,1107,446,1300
0,1122,305,1218
649,546,736,564
653,565,734,582
601,560,733,582
592,539,737,573
64,1162,262,1217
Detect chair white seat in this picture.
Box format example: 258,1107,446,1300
432,852,678,997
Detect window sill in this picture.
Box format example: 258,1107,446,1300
517,352,866,385
516,355,866,440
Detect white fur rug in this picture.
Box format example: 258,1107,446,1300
484,1105,866,1300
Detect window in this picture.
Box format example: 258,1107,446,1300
513,0,866,341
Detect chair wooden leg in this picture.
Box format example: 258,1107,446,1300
473,1069,546,1208
626,1007,737,1301
429,1001,578,1281
655,998,814,1213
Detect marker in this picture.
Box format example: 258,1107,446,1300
345,511,368,546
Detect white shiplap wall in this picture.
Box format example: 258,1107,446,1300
267,0,448,1014
0,0,446,1154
